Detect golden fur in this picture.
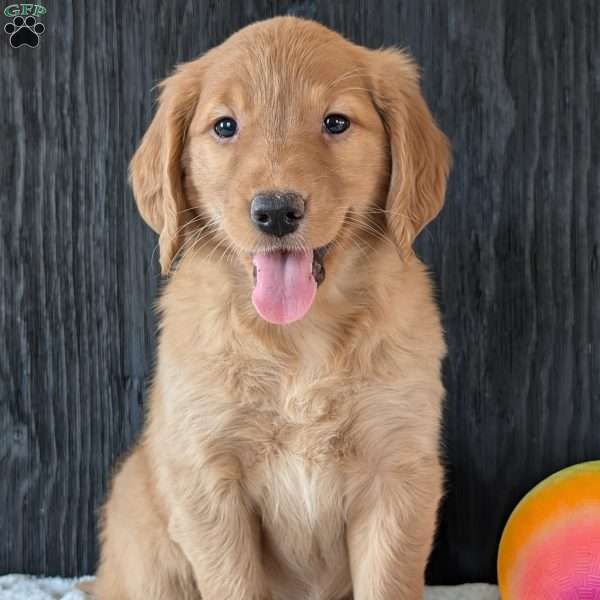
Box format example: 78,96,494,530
91,16,450,600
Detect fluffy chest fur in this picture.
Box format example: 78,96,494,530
228,374,354,594
155,356,359,594
154,341,441,589
258,452,350,598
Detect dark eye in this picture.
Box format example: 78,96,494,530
214,117,238,138
323,114,350,135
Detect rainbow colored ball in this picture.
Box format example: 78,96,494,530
498,461,600,599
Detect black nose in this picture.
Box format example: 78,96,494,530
250,191,305,237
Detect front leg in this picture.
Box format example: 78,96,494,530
346,457,443,600
167,454,271,600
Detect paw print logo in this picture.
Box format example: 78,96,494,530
4,15,45,48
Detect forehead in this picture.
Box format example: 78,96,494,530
199,21,368,113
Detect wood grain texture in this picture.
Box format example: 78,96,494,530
1,0,598,585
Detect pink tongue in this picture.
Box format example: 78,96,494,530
252,250,316,325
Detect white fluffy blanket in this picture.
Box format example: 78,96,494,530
0,575,499,599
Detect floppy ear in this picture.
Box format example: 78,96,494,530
369,48,450,256
129,61,204,274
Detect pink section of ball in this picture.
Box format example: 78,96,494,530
516,508,600,599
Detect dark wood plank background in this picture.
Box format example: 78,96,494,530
1,0,598,585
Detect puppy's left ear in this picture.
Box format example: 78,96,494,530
369,48,450,255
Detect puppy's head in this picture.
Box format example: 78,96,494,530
130,17,449,325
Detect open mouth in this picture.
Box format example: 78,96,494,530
250,244,332,325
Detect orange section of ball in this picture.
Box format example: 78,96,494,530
497,461,600,599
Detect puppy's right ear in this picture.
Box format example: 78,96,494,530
129,61,204,274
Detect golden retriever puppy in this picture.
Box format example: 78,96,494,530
91,15,450,600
